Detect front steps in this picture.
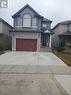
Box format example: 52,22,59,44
40,47,52,52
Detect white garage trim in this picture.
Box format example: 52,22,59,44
12,32,41,51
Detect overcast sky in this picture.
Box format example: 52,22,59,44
0,0,71,28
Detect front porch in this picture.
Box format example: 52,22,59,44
41,31,52,49
40,47,52,52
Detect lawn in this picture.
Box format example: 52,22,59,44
52,49,71,66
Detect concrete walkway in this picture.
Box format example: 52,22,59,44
0,66,71,95
0,52,71,95
55,75,71,95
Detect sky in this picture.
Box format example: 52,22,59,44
0,0,71,28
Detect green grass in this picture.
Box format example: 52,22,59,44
52,49,71,66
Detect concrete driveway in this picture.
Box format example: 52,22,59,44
0,74,68,95
0,52,66,66
0,52,71,95
0,52,67,74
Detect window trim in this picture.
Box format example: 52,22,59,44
42,23,47,28
32,17,38,28
22,14,32,28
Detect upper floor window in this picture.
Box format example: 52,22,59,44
32,18,37,28
23,14,31,27
42,23,47,28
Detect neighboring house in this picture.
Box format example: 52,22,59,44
0,18,12,50
10,4,53,51
52,20,71,49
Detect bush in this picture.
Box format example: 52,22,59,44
53,40,65,52
0,44,3,51
55,47,65,52
0,42,11,51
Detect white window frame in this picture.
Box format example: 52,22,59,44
42,23,47,28
23,14,32,28
32,18,37,28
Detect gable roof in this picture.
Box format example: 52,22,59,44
12,4,42,18
0,18,13,28
42,17,52,23
59,31,71,36
52,20,71,30
12,4,52,23
44,29,54,34
59,20,71,24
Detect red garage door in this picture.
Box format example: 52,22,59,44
16,39,37,51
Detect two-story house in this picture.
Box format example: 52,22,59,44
10,4,53,51
52,20,71,49
0,18,12,50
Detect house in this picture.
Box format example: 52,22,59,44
0,18,12,50
10,4,53,51
52,20,71,49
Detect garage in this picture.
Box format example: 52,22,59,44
16,39,37,51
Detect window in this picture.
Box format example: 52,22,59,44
0,0,7,8
23,14,31,27
42,24,47,28
32,18,37,28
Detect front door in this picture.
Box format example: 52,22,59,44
41,33,47,46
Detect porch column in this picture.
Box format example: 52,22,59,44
49,34,52,48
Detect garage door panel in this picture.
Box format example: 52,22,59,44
16,39,37,51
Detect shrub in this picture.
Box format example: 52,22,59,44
55,46,65,52
0,44,3,51
53,40,65,52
